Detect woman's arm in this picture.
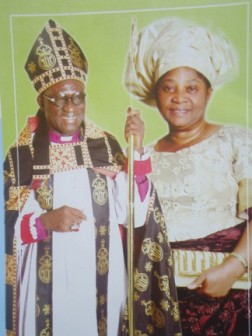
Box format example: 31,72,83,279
187,209,251,297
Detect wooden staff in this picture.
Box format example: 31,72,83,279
127,17,137,336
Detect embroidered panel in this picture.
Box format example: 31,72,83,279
6,186,30,211
49,143,79,172
6,254,16,286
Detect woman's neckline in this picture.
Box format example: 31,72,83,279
154,124,223,153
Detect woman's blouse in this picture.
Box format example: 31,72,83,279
148,125,252,242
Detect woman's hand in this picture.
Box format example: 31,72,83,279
40,206,86,232
187,256,246,297
124,107,145,155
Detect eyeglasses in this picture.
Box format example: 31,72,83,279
43,92,86,108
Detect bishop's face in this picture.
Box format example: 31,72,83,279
38,79,86,136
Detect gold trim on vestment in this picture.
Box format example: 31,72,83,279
6,254,16,286
6,330,15,336
6,186,31,211
16,123,34,149
6,239,18,335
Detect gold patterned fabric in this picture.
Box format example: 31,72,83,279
36,233,53,335
120,187,182,335
88,169,110,336
25,20,88,95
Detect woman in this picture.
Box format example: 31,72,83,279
124,17,252,335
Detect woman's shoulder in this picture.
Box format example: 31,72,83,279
146,124,252,154
219,124,250,132
218,124,252,141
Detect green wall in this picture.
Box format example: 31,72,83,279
0,0,251,154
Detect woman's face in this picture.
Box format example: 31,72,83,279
155,67,212,131
38,79,86,136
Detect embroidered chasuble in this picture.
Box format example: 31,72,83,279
4,117,181,336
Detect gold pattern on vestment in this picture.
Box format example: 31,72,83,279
6,151,15,185
99,294,106,306
33,164,51,170
40,121,123,174
49,143,78,173
97,239,109,276
86,120,125,170
160,299,170,311
7,330,15,336
113,151,126,166
33,174,51,180
6,124,33,181
42,304,51,316
36,37,56,71
16,123,34,148
27,61,36,74
171,301,180,322
29,21,87,94
39,318,51,336
157,232,164,244
134,292,140,301
39,120,123,175
104,135,113,164
154,271,171,299
9,240,18,335
36,181,53,210
5,186,30,211
80,138,93,167
85,120,105,139
99,225,107,236
6,254,16,286
38,247,52,284
4,169,10,184
134,269,149,292
146,325,154,335
142,238,163,262
141,300,165,328
145,189,156,224
36,301,40,317
98,310,107,336
92,174,108,206
144,261,153,272
135,330,149,336
153,207,164,224
153,207,167,235
68,37,84,69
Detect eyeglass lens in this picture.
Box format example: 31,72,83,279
44,92,85,107
57,92,85,107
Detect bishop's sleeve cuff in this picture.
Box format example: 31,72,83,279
21,213,48,244
125,156,152,176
